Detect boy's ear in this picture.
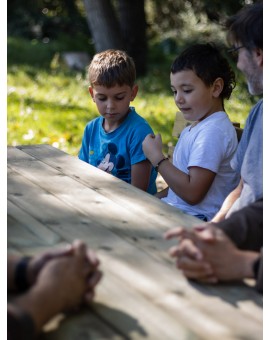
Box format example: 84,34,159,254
130,84,139,101
89,86,95,101
212,78,224,98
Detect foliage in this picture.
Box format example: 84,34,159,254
7,36,255,157
7,0,259,156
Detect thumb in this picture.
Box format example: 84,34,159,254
72,240,87,261
194,224,217,242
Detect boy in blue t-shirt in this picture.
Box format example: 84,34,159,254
79,49,157,194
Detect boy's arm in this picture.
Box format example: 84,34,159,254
155,187,169,199
143,134,215,205
131,160,152,192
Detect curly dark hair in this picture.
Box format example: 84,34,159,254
171,43,236,100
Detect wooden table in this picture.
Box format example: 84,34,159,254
7,144,262,340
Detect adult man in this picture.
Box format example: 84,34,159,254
165,2,263,292
212,1,263,222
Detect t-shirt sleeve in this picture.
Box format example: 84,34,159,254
129,121,153,165
78,124,91,163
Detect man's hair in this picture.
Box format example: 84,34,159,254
226,2,263,51
88,49,136,88
171,43,235,100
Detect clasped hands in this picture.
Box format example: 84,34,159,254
24,240,102,309
164,223,253,283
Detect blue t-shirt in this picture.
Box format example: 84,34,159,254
79,107,157,194
227,99,263,216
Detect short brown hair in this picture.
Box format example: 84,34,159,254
88,49,136,88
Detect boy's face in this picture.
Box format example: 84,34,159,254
89,84,138,127
170,70,222,122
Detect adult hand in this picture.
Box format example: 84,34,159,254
165,224,258,282
13,240,102,333
27,245,73,286
164,225,217,283
72,241,102,304
28,240,101,292
142,133,164,166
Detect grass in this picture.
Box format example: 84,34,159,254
7,36,256,157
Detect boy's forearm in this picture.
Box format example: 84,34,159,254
155,187,169,198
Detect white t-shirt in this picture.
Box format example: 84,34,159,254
162,111,240,221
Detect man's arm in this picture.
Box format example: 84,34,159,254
166,225,261,284
165,200,263,292
8,241,102,338
211,178,243,222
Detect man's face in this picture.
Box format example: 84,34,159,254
237,47,263,96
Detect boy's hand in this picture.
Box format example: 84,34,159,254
142,133,164,166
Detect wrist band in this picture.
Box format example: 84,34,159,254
155,157,169,172
14,256,32,292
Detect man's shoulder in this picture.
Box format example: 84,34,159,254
250,98,263,114
245,99,263,126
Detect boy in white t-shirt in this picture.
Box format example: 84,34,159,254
143,43,240,221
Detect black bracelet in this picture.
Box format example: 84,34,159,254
14,256,32,292
252,257,260,278
155,157,169,172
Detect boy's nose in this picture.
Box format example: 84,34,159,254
175,93,184,105
106,99,115,109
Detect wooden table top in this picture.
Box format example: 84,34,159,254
7,144,263,340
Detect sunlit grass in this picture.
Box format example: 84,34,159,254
7,37,256,157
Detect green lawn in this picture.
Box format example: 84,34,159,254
7,37,255,157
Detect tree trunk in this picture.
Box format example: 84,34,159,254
83,0,124,52
117,0,147,76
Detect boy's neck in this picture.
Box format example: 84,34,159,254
103,109,131,133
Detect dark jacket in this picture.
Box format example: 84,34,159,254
217,199,263,293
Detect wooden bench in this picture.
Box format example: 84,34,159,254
168,111,243,160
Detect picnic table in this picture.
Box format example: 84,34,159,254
7,144,262,340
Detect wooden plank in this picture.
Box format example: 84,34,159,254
8,200,61,248
7,146,262,339
16,240,262,340
8,151,198,263
9,218,262,339
9,145,200,228
40,308,126,340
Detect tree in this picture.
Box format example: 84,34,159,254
83,0,147,76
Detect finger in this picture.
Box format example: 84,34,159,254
86,249,100,268
193,224,217,242
87,271,103,289
72,241,90,276
197,276,218,284
164,227,185,240
42,244,73,262
177,256,214,279
169,239,203,261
